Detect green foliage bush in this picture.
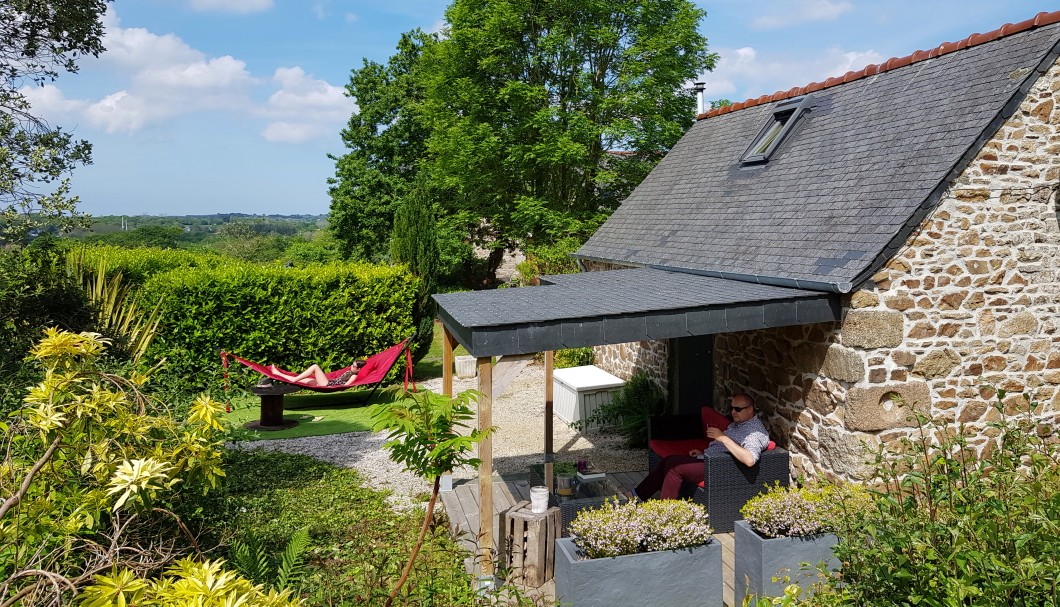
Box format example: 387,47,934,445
141,261,420,394
568,498,713,559
554,347,594,368
740,481,872,538
812,392,1060,607
573,372,665,447
514,237,583,285
0,238,92,415
1,330,231,605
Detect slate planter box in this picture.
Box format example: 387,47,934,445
733,519,839,606
554,536,723,607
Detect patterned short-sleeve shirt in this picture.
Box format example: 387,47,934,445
704,415,770,464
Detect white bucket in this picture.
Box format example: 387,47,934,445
530,485,549,513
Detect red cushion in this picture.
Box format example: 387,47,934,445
649,438,708,460
700,407,730,433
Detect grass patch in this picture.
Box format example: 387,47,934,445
196,449,549,606
223,388,407,440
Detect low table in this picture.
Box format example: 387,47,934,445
551,473,628,535
247,381,302,430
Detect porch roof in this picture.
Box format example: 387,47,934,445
432,267,840,357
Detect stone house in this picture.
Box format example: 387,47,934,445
574,12,1060,480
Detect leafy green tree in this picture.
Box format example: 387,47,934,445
85,225,185,249
328,30,436,261
331,0,715,284
1,0,108,243
371,389,492,607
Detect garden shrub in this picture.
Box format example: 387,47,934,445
740,481,872,538
0,329,230,605
513,237,583,285
0,238,92,416
819,391,1060,607
141,261,420,394
554,347,594,368
573,372,665,446
568,499,712,559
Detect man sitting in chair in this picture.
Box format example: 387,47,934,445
634,393,769,500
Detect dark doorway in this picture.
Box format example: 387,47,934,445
669,335,714,414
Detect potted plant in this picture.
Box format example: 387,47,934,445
734,481,871,606
554,499,722,607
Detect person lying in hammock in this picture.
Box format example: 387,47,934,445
269,359,367,387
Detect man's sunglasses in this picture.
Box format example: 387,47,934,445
731,405,753,412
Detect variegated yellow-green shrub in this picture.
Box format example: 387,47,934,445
79,559,299,607
0,329,270,606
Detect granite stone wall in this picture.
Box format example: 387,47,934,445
715,59,1060,480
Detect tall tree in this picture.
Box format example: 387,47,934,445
328,30,436,261
1,0,108,243
330,0,715,284
390,176,440,360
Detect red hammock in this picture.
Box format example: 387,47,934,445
221,337,415,394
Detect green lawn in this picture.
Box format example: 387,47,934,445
223,387,405,440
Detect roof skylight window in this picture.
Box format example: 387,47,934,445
740,94,816,164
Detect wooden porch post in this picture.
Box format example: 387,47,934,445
476,356,494,576
442,326,456,397
544,351,554,493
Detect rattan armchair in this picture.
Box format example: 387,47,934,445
680,448,790,533
647,412,790,533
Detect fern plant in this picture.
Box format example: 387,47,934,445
230,528,311,592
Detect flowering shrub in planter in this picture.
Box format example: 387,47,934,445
556,499,723,607
735,482,871,605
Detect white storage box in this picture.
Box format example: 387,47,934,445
553,365,625,429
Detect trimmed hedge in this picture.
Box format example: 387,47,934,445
142,262,420,394
79,245,229,284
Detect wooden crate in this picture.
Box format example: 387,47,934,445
501,500,561,587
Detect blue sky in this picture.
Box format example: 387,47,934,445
25,0,1059,217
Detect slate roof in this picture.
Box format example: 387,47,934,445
576,17,1060,293
433,267,837,356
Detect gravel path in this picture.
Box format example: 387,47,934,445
232,362,643,510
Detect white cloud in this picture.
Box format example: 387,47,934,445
262,121,325,144
138,56,255,91
30,8,350,143
188,0,272,13
84,91,161,133
59,8,258,132
751,0,853,30
312,1,327,18
20,84,87,121
345,13,359,23
260,66,355,144
699,45,885,104
100,10,201,69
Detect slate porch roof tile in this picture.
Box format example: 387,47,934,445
433,267,824,329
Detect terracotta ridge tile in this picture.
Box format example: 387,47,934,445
696,10,1060,120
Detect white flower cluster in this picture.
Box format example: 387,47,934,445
740,481,872,538
569,498,713,559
